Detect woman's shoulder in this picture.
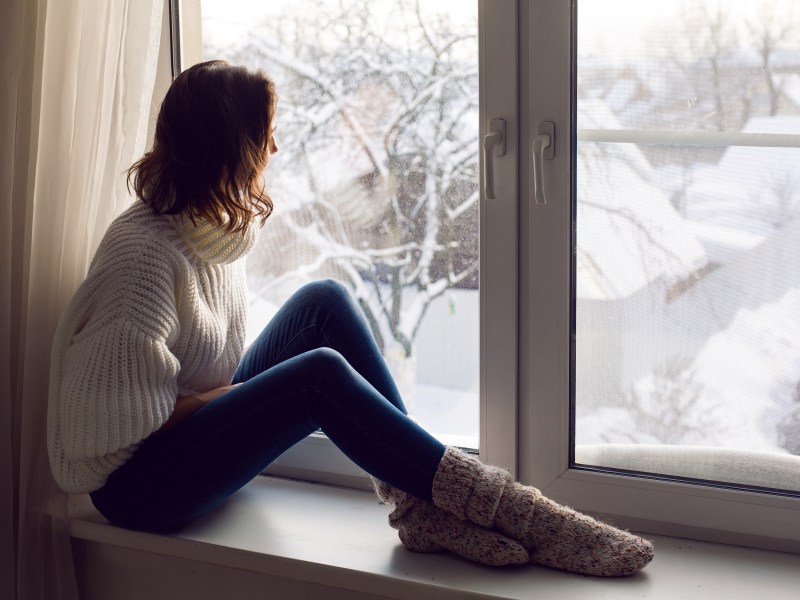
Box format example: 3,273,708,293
78,203,188,318
91,202,186,273
102,200,179,246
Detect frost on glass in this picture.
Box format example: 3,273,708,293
574,0,800,491
200,0,479,446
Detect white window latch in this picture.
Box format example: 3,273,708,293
483,118,506,200
533,121,555,204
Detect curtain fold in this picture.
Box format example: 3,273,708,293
3,1,164,598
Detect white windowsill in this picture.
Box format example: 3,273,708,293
68,476,800,600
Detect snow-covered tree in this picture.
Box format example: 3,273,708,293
210,0,478,359
675,1,750,132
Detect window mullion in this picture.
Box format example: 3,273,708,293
479,0,520,474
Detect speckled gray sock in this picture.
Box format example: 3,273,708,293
431,447,654,577
373,479,529,567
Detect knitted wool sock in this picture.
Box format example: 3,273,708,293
373,479,529,567
431,447,654,577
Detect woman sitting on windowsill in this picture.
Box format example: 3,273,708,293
47,60,652,577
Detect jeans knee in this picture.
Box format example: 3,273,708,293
303,347,350,379
301,279,351,306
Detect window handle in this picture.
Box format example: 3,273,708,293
533,121,555,204
483,118,506,200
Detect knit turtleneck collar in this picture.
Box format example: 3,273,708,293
169,213,259,264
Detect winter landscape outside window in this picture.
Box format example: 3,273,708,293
573,0,800,493
198,0,481,449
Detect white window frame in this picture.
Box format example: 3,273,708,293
520,0,800,552
167,0,520,484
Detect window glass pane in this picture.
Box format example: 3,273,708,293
200,0,479,448
574,0,800,492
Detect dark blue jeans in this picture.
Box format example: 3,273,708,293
90,279,446,532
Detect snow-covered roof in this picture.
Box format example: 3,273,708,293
577,100,708,300
685,116,800,250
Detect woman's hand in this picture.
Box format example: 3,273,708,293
154,383,242,435
191,384,241,404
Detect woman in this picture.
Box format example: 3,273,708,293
47,60,653,576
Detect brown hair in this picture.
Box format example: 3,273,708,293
128,60,277,232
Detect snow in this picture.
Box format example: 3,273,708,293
412,382,478,448
578,287,800,455
576,114,800,459
684,116,800,258
691,288,800,451
779,73,800,111
684,220,764,264
575,109,800,463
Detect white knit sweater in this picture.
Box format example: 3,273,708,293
47,201,259,493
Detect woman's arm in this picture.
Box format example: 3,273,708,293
155,384,241,435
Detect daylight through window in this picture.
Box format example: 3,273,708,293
573,0,800,493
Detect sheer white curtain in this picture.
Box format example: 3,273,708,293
2,0,163,598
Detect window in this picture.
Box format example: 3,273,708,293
171,0,800,550
574,1,800,494
522,0,800,551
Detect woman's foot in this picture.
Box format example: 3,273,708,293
495,481,653,576
374,479,529,567
432,447,654,577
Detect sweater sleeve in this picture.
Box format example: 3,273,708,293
58,318,180,461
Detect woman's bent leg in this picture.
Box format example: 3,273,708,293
234,279,406,413
91,348,444,532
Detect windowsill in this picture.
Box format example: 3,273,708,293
68,476,800,600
